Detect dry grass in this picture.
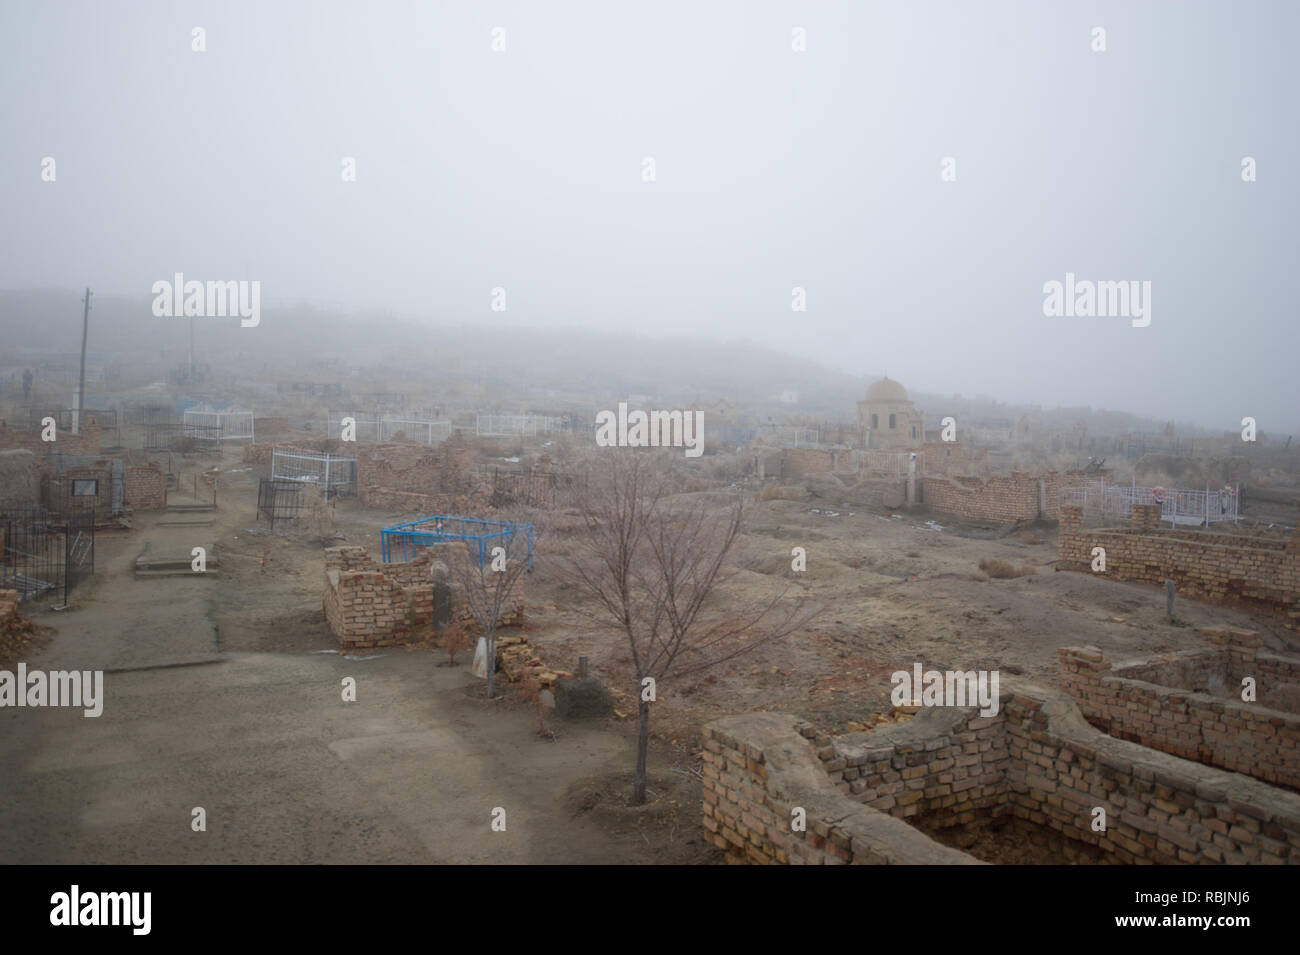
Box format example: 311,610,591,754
756,484,805,502
978,557,1037,579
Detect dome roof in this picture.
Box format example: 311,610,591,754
865,377,908,403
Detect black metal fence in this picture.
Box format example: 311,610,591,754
0,505,95,605
256,479,306,529
489,468,586,509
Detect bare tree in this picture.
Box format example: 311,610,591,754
452,523,531,700
560,451,818,804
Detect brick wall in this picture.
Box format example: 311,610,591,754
1059,634,1300,789
44,462,114,518
124,463,167,510
919,442,990,478
1057,505,1300,625
776,447,835,480
0,417,101,456
704,684,1300,864
921,473,1042,522
323,544,524,650
701,713,984,865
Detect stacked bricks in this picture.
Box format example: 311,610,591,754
704,684,1300,865
1059,634,1300,789
123,463,167,509
1131,502,1163,531
323,544,524,650
323,547,416,649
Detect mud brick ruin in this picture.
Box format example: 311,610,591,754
703,682,1300,865
1058,504,1300,626
1060,631,1300,789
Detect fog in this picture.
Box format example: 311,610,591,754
2,0,1296,432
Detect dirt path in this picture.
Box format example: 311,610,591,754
2,455,712,864
0,650,687,863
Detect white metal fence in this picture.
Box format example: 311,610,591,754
1060,479,1239,527
753,426,820,448
327,412,452,446
270,448,357,497
476,414,568,437
183,407,254,442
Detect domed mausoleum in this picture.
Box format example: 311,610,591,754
857,377,925,449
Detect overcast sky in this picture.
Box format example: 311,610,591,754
2,1,1296,433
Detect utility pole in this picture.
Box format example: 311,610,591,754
76,287,92,433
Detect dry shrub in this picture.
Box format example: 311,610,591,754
906,550,921,558
302,484,334,539
756,484,805,502
442,626,468,667
978,557,1036,579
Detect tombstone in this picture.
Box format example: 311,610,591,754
1165,580,1176,620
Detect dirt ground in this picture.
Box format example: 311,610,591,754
3,450,717,864
6,447,1297,864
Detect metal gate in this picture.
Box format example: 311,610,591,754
63,510,95,604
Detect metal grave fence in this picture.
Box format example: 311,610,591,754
183,407,255,442
270,448,357,498
1060,479,1239,527
0,506,95,604
256,479,307,529
381,515,534,570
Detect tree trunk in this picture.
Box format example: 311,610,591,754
633,695,651,805
485,629,497,699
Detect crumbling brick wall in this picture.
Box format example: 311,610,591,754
705,684,1300,864
124,463,167,510
356,434,477,509
1057,505,1300,624
775,447,835,481
323,544,524,650
1059,634,1300,788
919,442,990,478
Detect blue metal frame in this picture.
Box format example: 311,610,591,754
380,515,534,570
